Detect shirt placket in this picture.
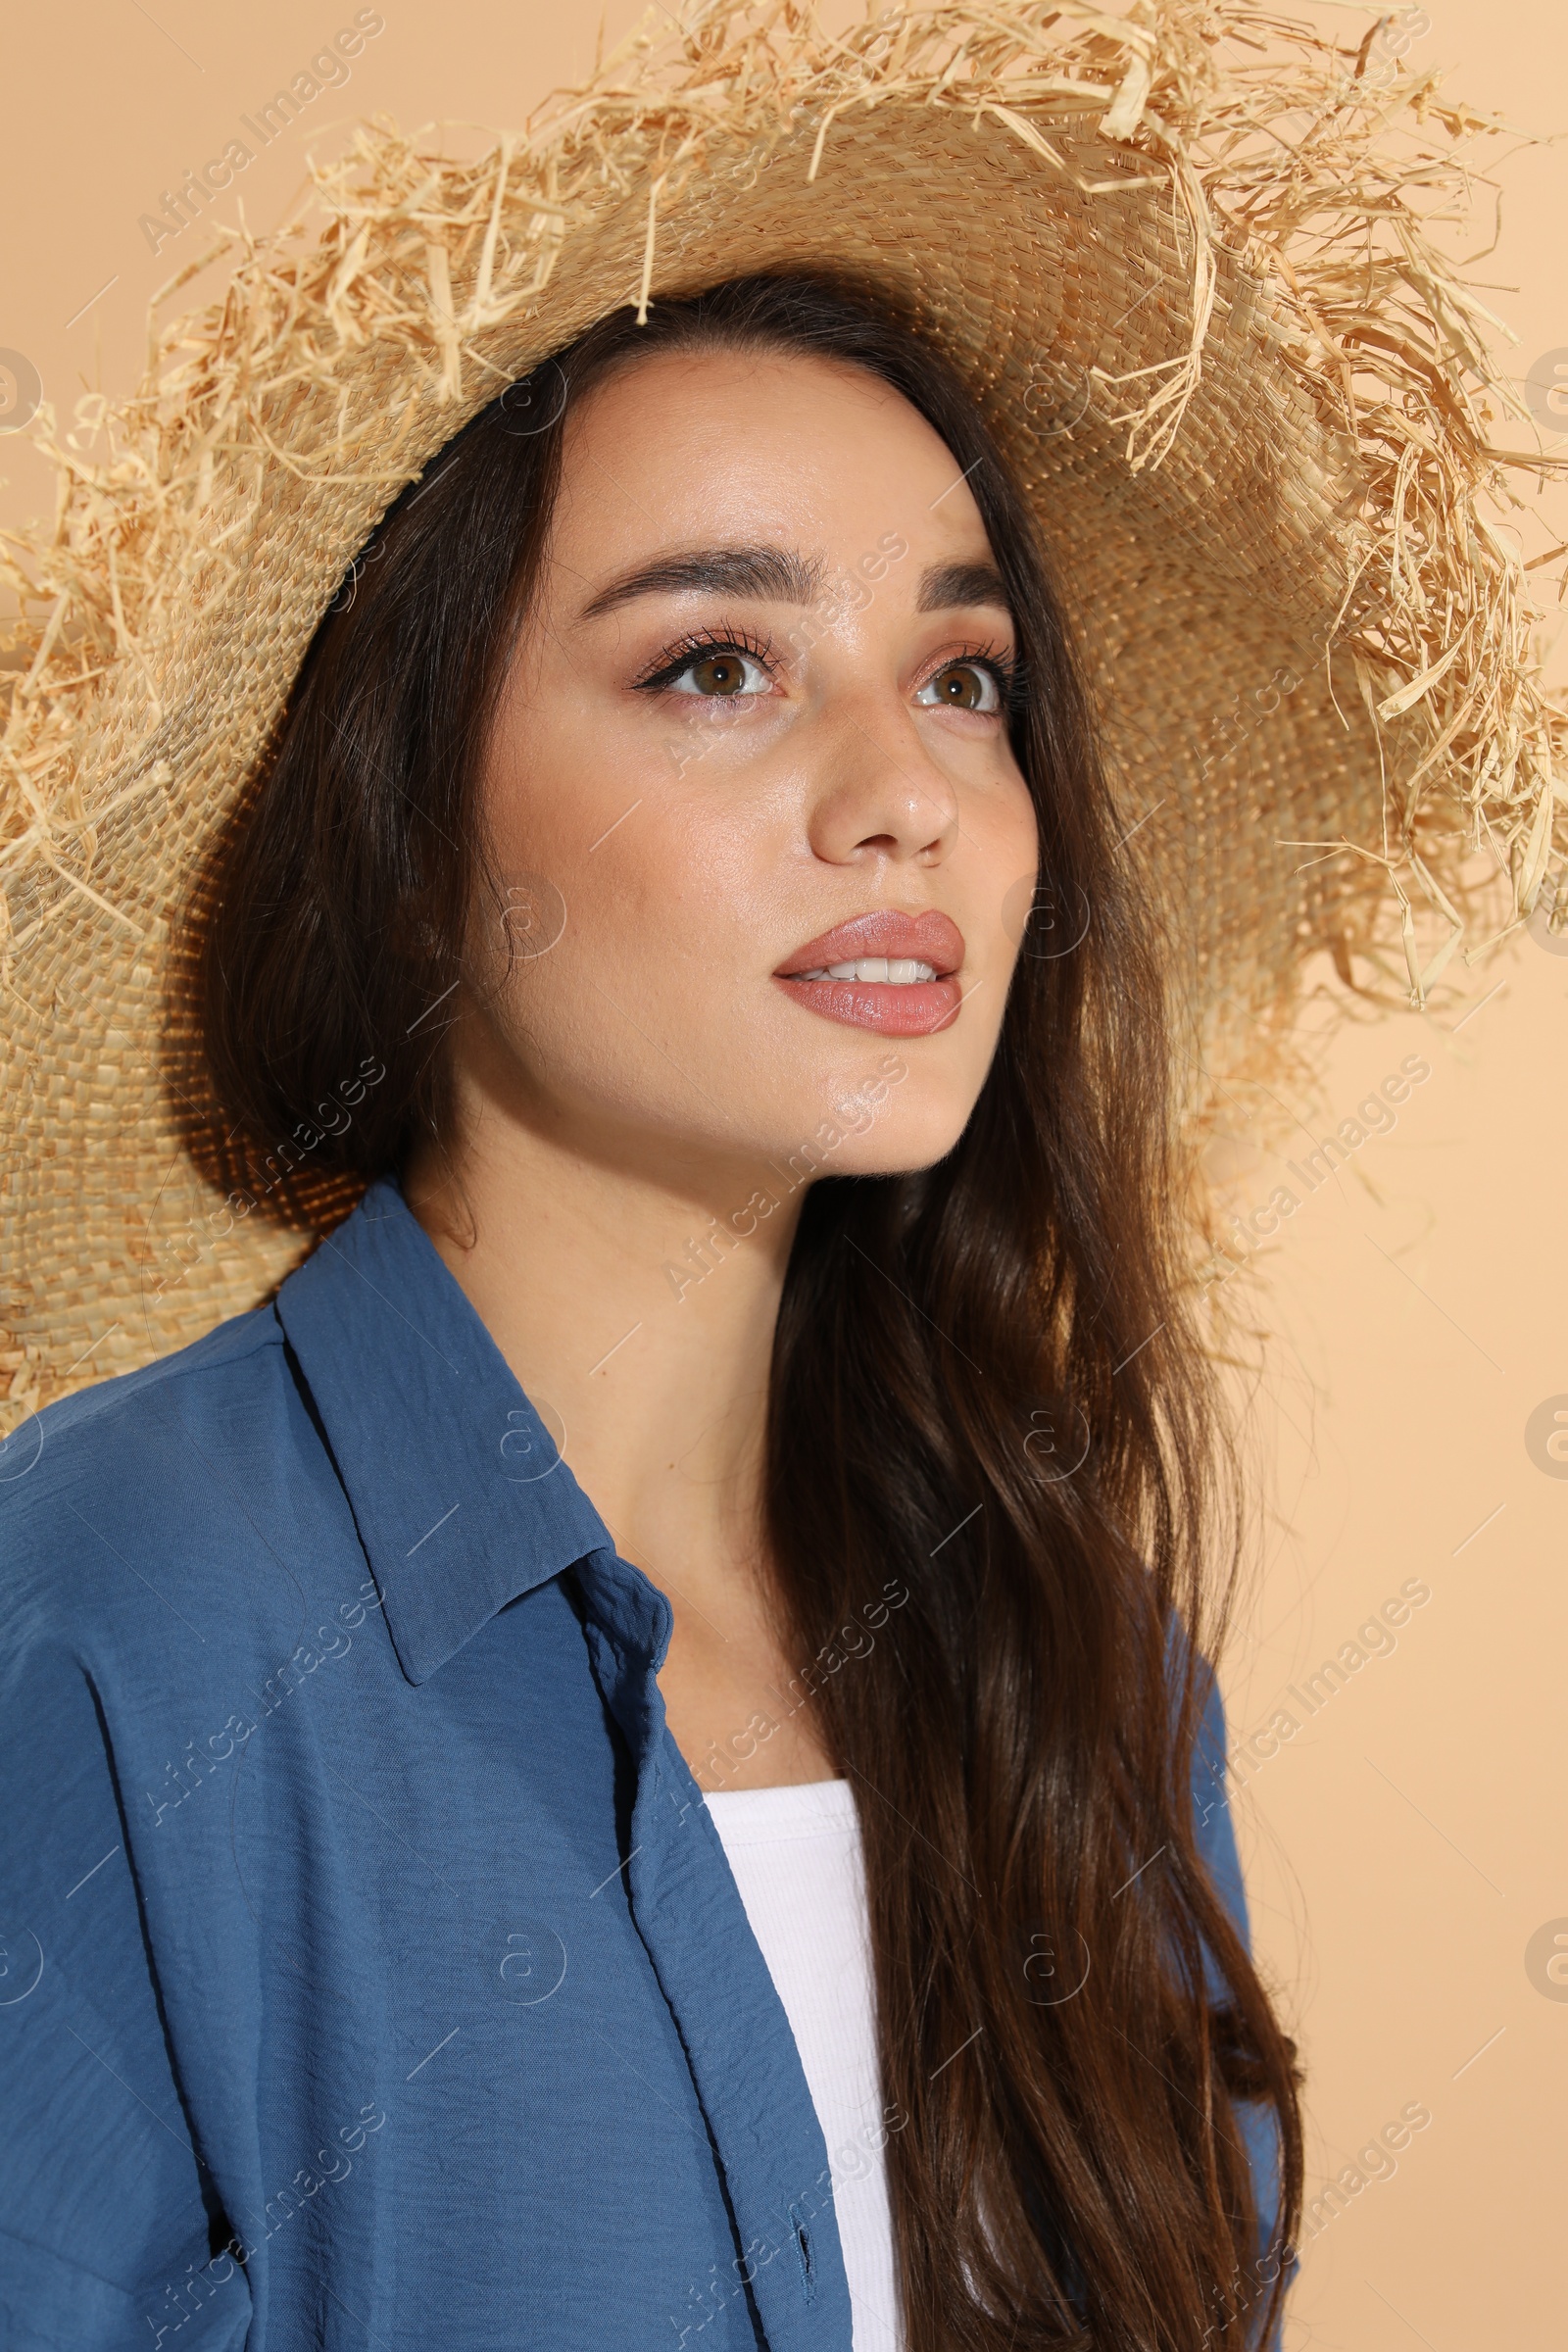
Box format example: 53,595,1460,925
574,1546,855,2352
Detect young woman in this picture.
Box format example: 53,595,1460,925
0,271,1302,2352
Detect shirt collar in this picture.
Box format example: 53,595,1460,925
274,1176,619,1686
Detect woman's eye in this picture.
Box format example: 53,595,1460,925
916,660,1004,713
668,649,772,699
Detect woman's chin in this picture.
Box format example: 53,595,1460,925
751,1090,969,1182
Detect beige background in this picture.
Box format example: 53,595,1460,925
2,3,1563,2344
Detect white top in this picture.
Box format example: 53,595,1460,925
705,1777,900,2352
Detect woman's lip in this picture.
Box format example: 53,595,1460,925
773,907,965,979
772,973,963,1036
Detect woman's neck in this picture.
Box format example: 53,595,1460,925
402,1097,837,1788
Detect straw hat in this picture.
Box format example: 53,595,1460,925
1,0,1562,1429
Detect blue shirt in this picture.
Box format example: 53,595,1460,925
0,1177,1287,2350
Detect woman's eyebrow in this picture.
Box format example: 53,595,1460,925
578,543,825,619
916,560,1010,613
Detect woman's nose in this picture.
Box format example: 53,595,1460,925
801,689,963,867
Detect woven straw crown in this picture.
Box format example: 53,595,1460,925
1,0,1562,1429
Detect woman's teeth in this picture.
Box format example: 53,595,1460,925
793,957,939,984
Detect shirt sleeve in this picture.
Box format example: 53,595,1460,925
1191,1667,1298,2352
0,1620,252,2351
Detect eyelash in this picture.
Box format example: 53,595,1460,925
631,625,1020,705
631,625,777,694
937,638,1020,708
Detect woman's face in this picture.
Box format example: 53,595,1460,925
464,345,1039,1194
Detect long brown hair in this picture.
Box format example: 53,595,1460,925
197,273,1302,2350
